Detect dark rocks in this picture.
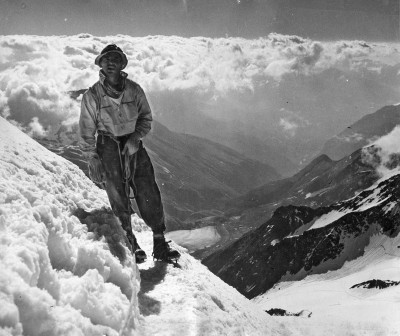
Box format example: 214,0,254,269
351,279,400,289
266,308,312,318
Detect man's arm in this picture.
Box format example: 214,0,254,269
122,85,153,156
133,85,153,139
79,90,98,160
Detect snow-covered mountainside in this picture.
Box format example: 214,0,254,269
196,105,400,259
254,222,400,335
203,164,400,333
321,104,400,161
0,117,296,335
197,146,379,260
204,170,400,297
225,149,377,222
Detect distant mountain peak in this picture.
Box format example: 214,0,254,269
321,104,400,161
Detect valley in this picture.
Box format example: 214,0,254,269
38,103,400,262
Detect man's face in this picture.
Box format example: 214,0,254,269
100,52,124,76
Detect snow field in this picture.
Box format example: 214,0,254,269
255,230,400,336
267,175,400,335
135,231,293,336
263,167,400,335
0,117,140,336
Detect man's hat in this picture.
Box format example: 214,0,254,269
95,44,128,69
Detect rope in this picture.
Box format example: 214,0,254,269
101,132,138,211
123,151,138,200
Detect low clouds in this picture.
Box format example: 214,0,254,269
28,117,47,137
362,126,400,177
277,107,311,137
279,118,298,137
0,34,399,160
0,36,92,135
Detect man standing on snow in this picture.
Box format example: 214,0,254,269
79,44,180,264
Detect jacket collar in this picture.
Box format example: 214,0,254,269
99,70,127,98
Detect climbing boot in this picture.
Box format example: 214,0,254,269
152,233,180,263
127,230,147,264
119,214,147,264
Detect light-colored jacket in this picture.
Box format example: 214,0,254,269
79,73,152,160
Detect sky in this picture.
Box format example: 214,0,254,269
1,113,400,335
0,0,398,40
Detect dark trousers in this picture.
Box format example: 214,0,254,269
96,134,166,236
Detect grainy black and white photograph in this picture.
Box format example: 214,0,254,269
1,1,400,335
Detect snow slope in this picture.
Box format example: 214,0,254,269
254,231,400,336
253,174,400,335
0,116,294,335
204,136,400,335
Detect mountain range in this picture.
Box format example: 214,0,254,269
194,147,379,259
193,104,400,259
150,63,400,178
203,168,400,299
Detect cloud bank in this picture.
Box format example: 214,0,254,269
1,34,400,168
362,126,400,177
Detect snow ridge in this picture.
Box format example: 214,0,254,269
0,117,141,335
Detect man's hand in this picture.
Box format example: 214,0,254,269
88,155,105,183
122,133,141,157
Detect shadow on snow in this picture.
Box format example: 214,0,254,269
138,262,168,316
73,206,169,315
73,207,128,263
